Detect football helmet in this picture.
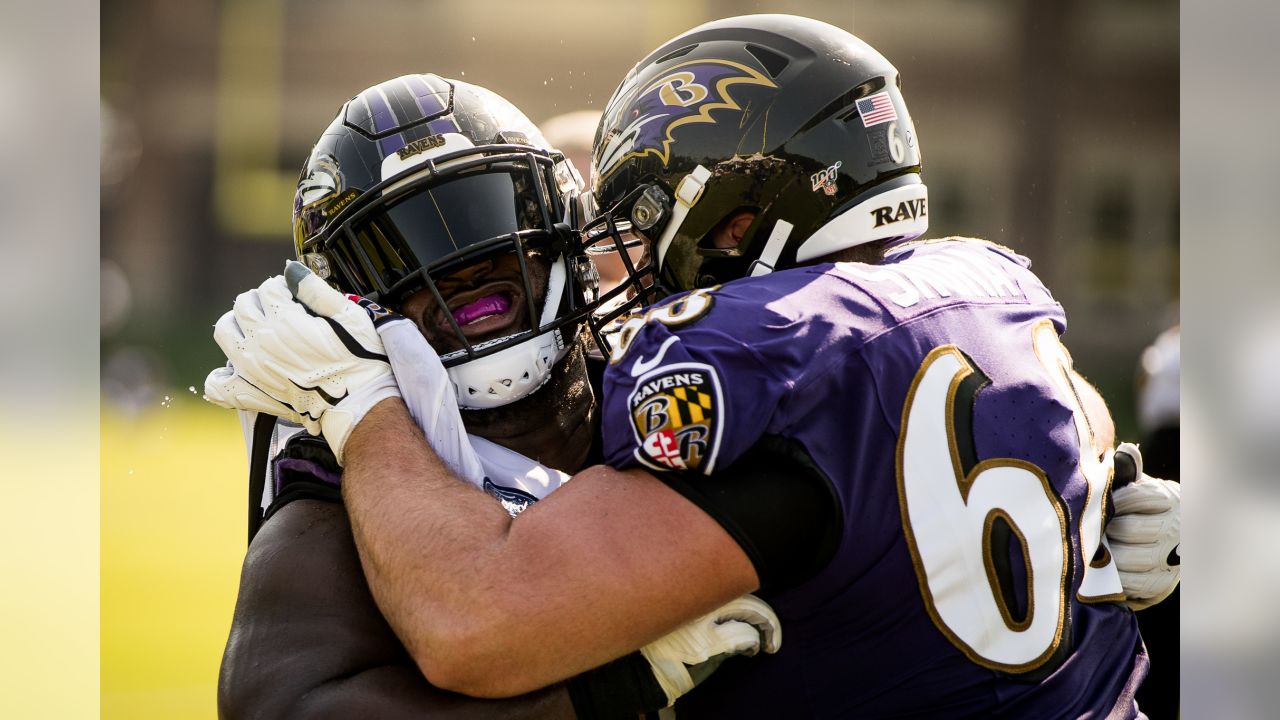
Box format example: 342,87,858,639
584,14,928,296
292,74,602,409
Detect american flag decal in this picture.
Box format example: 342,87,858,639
857,92,898,127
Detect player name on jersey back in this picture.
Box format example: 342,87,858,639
838,238,1027,309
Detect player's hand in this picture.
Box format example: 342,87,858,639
204,263,400,464
640,594,782,706
1106,442,1180,610
568,593,782,717
365,296,487,485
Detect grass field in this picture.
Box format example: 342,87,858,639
102,398,248,719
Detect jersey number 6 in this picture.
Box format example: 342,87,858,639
896,322,1123,673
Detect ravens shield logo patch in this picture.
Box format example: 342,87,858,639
627,362,724,473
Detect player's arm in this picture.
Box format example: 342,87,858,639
219,432,766,720
218,498,576,720
342,399,760,698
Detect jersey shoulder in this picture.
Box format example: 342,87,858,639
604,273,834,389
599,272,857,475
845,236,1049,302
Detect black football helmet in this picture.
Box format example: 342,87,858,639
584,14,928,299
292,74,602,409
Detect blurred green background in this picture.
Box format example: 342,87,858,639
100,0,1177,717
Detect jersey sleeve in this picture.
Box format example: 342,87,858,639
600,293,793,476
262,432,342,525
598,288,844,589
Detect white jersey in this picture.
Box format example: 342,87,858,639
241,410,567,519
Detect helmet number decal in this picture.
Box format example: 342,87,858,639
888,122,905,164
657,72,709,108
867,122,908,166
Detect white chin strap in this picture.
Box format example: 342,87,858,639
443,257,570,410
653,165,712,270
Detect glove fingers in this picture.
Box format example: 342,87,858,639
206,368,290,417
213,310,248,359
202,365,240,409
255,274,301,319
1123,572,1179,611
1111,442,1143,487
715,608,779,653
1111,541,1163,573
330,302,386,351
287,260,350,317
711,619,765,658
1105,514,1165,545
284,262,386,356
1112,480,1178,515
258,275,357,358
1116,570,1158,600
232,286,269,334
714,594,782,654
1118,568,1178,601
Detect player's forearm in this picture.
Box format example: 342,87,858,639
343,398,530,693
225,665,569,720
344,400,760,697
289,668,576,720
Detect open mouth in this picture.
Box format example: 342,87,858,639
454,292,512,326
437,282,527,347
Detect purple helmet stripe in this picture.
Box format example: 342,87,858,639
360,87,403,156
428,116,462,134
361,87,394,132
405,74,459,135
403,74,447,118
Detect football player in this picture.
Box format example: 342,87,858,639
212,75,783,718
209,15,1180,717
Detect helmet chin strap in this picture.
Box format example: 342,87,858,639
747,220,795,277
445,257,571,410
653,165,712,270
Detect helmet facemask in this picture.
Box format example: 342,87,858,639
300,137,602,409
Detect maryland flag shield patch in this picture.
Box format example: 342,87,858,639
628,362,724,473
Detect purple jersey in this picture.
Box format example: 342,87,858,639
601,238,1146,718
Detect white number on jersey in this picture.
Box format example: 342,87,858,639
897,326,1122,673
605,288,716,365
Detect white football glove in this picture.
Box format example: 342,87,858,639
1106,442,1181,610
204,262,400,464
640,594,782,706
